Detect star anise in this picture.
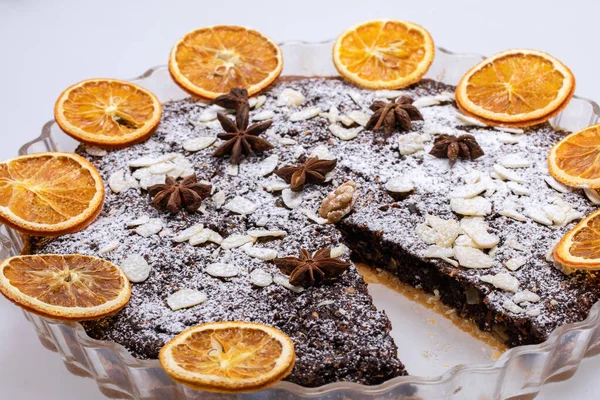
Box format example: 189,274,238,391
366,96,423,137
213,106,274,165
212,88,249,114
429,134,484,166
274,248,351,287
274,157,337,192
148,175,212,214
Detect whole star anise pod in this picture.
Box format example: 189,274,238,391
274,248,351,287
274,157,337,192
148,175,212,214
366,96,423,137
212,88,249,113
213,106,274,165
429,134,484,166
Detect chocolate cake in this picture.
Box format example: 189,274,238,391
27,76,600,386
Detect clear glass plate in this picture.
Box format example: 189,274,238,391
4,40,600,400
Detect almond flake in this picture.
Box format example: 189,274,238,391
493,164,524,183
385,177,414,193
132,167,151,180
126,215,150,228
348,92,362,104
273,274,304,293
253,110,275,121
544,176,571,193
503,299,524,314
526,307,541,316
346,110,370,127
134,218,163,237
108,170,135,193
499,207,527,222
167,289,207,311
300,208,329,224
426,215,462,248
424,245,454,259
99,241,119,254
207,230,223,245
139,174,166,190
454,246,494,269
480,273,519,292
580,189,600,207
449,182,487,199
435,92,455,102
173,224,204,242
250,269,273,287
263,177,290,192
543,204,567,225
247,229,287,239
254,155,278,176
375,90,405,99
189,229,211,245
324,106,340,123
293,145,305,159
282,189,303,209
563,209,583,225
412,96,440,108
183,136,217,152
211,191,226,209
129,154,176,168
330,244,349,258
460,217,499,248
495,126,524,134
226,163,239,176
85,146,107,156
513,290,540,304
505,257,527,271
397,132,425,155
148,162,175,174
242,244,278,260
290,107,321,122
276,88,305,107
221,235,254,250
223,196,258,215
464,170,481,184
499,154,531,168
416,223,437,244
120,254,150,283
329,124,363,141
506,240,527,252
309,145,335,160
253,95,267,109
206,263,239,278
507,181,530,196
450,197,492,216
524,207,553,226
455,234,477,247
456,114,487,127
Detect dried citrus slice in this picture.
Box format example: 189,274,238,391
548,124,600,188
332,20,435,90
169,26,283,99
0,254,131,320
455,49,575,126
0,152,104,236
554,210,600,270
159,321,295,393
55,79,162,148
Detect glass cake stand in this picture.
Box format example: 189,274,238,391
4,40,600,399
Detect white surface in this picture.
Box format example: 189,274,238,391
0,0,599,398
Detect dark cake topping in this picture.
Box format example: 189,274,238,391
274,157,337,192
148,175,212,213
212,88,249,113
213,105,274,165
429,133,484,166
366,95,423,136
274,248,351,287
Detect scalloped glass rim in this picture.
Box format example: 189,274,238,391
7,40,600,399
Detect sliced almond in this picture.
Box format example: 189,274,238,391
148,162,175,174
253,110,275,121
242,244,278,260
454,246,494,269
499,206,527,222
448,182,487,199
493,164,524,183
223,196,258,215
544,176,571,193
167,289,207,311
526,307,541,316
460,217,499,248
134,218,163,237
250,269,273,287
127,215,151,228
412,96,440,108
139,174,166,190
120,254,150,283
189,229,211,246
290,107,321,122
205,263,239,278
426,215,462,248
108,170,136,193
183,136,217,152
252,155,278,177
309,145,335,160
480,273,519,292
225,163,239,176
424,245,454,259
456,113,487,127
507,181,530,196
85,146,108,156
211,191,226,209
397,132,425,155
584,188,600,205
173,224,204,242
99,240,120,255
524,207,553,226
129,154,176,168
513,290,540,304
346,110,370,127
505,257,527,271
276,88,305,107
416,223,437,244
282,189,303,209
273,274,304,293
300,208,329,224
375,90,405,99
329,124,363,141
503,299,524,314
450,197,492,216
499,154,531,168
454,234,477,247
247,229,287,239
348,92,362,104
330,244,349,258
263,177,291,192
221,235,254,250
385,177,414,193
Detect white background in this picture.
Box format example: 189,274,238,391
0,0,599,398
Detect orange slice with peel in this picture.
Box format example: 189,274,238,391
548,124,600,188
55,79,162,148
159,321,295,393
169,26,283,99
332,19,435,90
455,49,575,127
0,152,104,236
554,210,600,270
0,254,131,320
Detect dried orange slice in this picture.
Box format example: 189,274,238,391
159,321,295,393
169,26,283,99
0,152,104,236
332,20,435,90
55,79,162,148
554,210,600,270
455,49,575,126
0,254,131,320
548,124,600,188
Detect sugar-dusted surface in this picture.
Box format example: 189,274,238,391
29,76,600,385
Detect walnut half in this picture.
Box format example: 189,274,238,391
318,181,357,223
